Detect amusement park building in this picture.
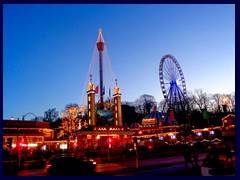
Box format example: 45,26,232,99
3,120,73,152
3,120,54,150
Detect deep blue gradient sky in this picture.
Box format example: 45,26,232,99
3,4,235,120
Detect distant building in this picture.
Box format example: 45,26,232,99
3,120,54,150
221,114,235,138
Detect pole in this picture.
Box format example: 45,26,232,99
17,118,21,169
107,129,110,163
11,149,14,170
99,49,103,104
135,144,138,169
134,138,138,169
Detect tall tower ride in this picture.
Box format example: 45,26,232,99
86,28,122,127
96,29,105,107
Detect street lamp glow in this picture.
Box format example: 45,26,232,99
222,97,228,105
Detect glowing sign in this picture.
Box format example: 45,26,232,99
97,127,107,131
109,127,121,131
60,144,67,149
96,127,123,131
142,118,156,125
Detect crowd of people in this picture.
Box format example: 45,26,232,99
183,141,235,171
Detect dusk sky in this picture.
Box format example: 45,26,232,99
3,4,235,120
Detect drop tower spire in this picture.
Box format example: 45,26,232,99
96,28,105,107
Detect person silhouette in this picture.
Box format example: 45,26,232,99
183,144,194,169
225,143,232,164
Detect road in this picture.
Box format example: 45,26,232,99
17,153,208,176
16,152,236,176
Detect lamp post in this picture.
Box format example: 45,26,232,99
134,137,139,170
222,97,228,114
16,118,21,168
107,128,111,163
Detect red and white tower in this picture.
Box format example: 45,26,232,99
96,28,105,108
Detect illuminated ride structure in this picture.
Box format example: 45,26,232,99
75,29,135,151
159,54,188,113
74,31,224,152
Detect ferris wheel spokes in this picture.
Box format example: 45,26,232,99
159,54,187,113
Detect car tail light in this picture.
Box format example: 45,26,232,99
45,164,52,168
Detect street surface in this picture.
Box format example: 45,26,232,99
18,153,208,176
16,152,235,176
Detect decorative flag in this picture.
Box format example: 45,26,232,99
103,86,105,95
95,86,99,93
169,108,175,121
202,108,208,120
153,105,157,111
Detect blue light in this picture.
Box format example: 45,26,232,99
210,130,215,135
196,132,202,136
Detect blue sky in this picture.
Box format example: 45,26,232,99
3,4,235,120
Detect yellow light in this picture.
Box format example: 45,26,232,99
28,143,38,147
222,97,228,105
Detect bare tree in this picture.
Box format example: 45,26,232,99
134,94,156,115
226,92,235,112
212,93,222,113
158,100,166,112
185,93,196,112
43,108,59,123
134,98,145,114
191,89,209,112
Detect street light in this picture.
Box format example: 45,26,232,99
107,137,112,162
222,97,228,113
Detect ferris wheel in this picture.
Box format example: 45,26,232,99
159,54,187,113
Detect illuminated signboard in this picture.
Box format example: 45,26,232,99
95,127,123,131
142,118,156,125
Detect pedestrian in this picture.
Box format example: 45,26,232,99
225,143,232,164
183,144,194,169
211,144,220,165
192,145,199,168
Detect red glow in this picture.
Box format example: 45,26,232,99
108,137,112,144
46,164,52,169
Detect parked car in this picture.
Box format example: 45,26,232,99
45,154,96,176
